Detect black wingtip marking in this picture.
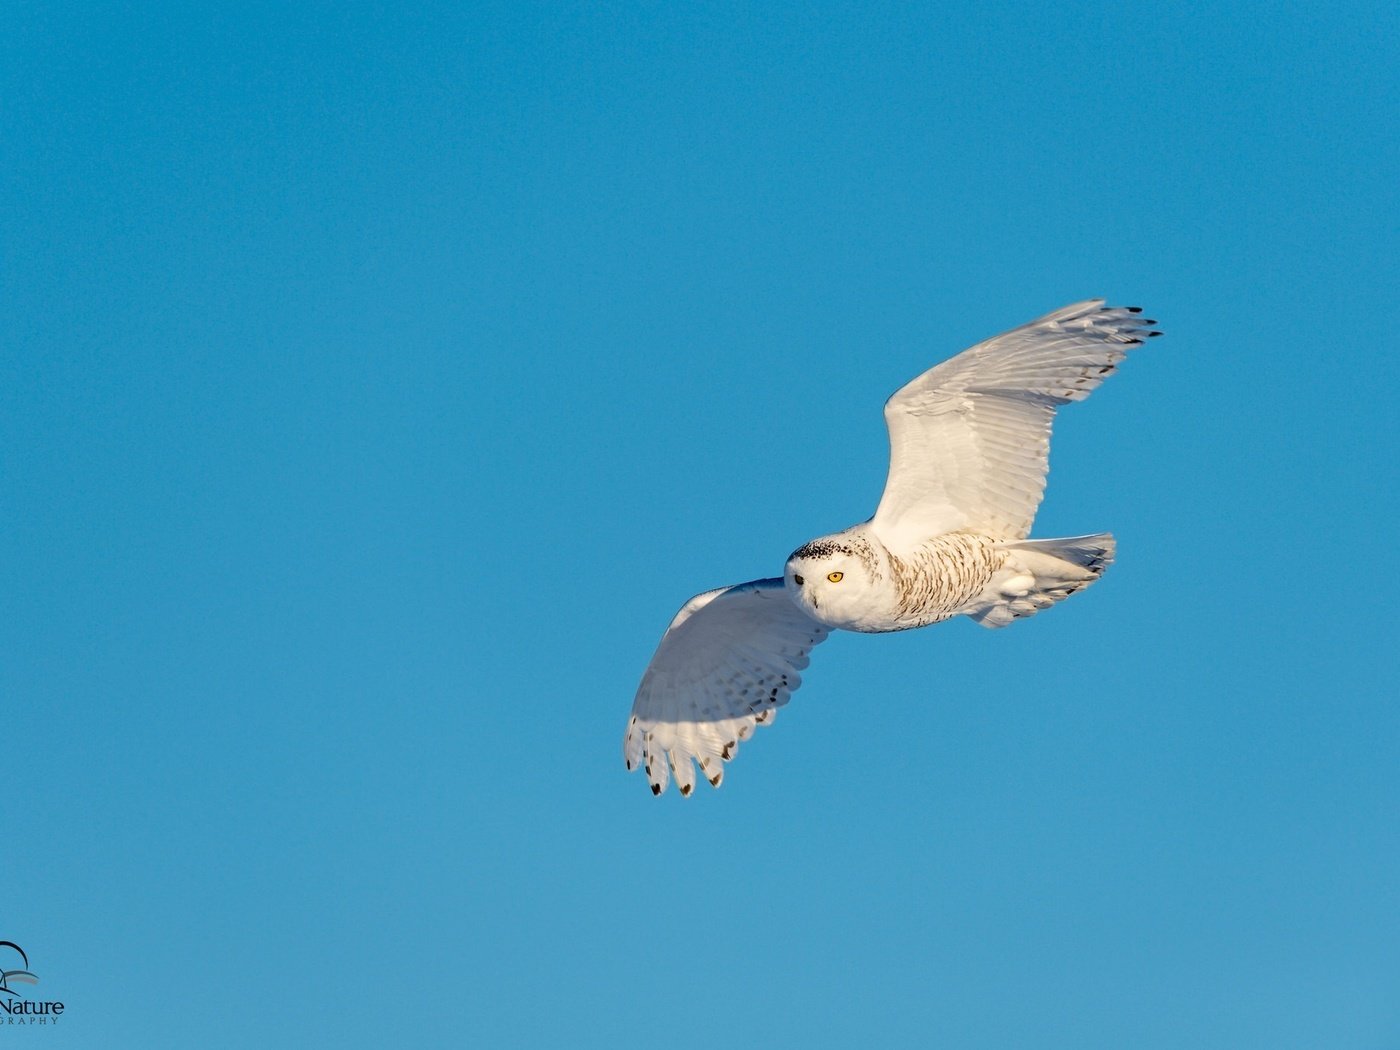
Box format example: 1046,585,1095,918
1147,330,1163,337
1127,306,1143,313
651,783,662,796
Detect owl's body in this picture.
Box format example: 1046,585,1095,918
785,525,1115,633
624,299,1159,796
786,526,999,632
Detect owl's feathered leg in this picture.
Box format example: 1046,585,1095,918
960,533,1116,629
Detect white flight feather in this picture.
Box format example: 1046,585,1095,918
871,299,1154,545
623,579,829,796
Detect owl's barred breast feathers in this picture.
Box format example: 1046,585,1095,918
886,531,1003,628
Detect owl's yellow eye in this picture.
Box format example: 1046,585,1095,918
827,571,844,583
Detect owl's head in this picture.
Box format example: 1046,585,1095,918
783,536,877,629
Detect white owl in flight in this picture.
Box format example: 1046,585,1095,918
624,299,1160,796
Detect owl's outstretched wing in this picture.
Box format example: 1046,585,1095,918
871,300,1159,545
624,579,829,796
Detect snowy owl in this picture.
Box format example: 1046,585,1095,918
624,299,1160,796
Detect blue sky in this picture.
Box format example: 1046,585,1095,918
3,1,1398,1046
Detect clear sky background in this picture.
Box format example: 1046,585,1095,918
4,2,1398,1047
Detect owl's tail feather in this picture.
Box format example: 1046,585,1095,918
962,533,1115,629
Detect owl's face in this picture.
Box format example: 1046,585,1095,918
783,541,875,629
